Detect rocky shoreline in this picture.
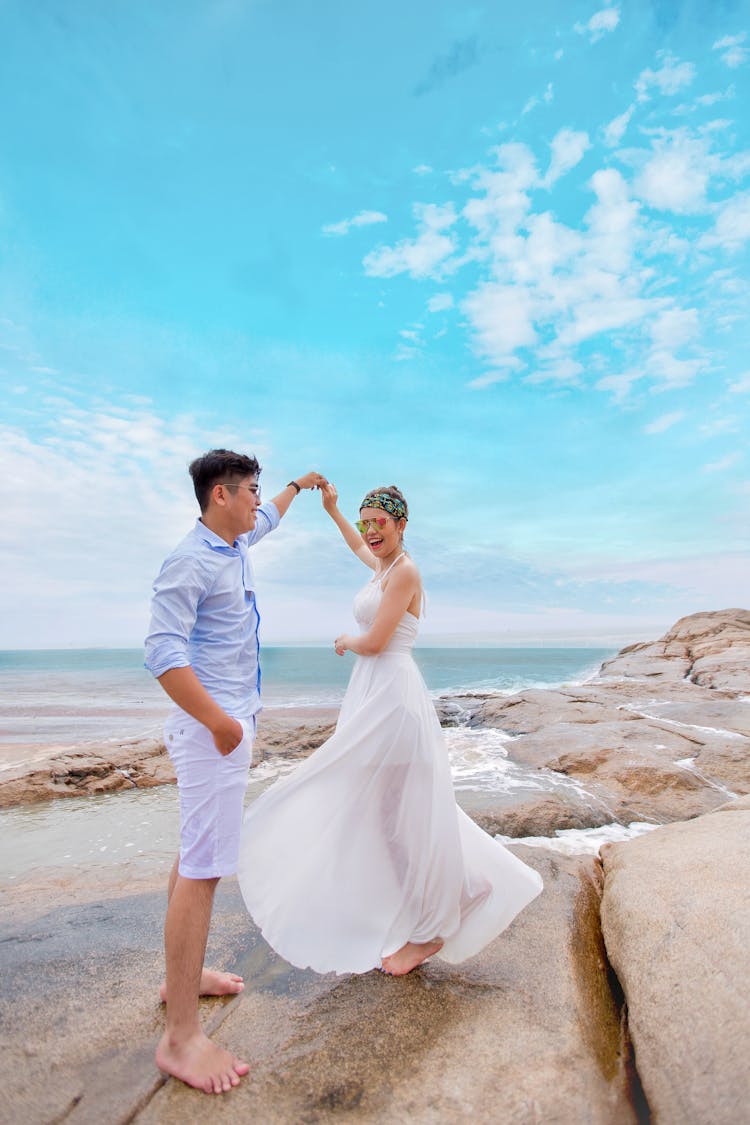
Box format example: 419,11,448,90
2,608,749,1123
4,609,749,841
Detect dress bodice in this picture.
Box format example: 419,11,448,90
352,557,418,655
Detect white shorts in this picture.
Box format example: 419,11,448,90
164,710,256,880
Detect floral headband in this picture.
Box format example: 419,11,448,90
359,491,407,521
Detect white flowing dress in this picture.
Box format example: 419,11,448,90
237,560,543,974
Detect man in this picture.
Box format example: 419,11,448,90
144,448,326,1094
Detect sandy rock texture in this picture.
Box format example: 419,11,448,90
1,851,643,1125
600,795,750,1125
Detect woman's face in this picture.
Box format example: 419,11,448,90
358,506,404,556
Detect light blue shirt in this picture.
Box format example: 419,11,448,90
144,502,280,719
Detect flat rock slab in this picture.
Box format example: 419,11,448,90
0,852,642,1125
600,795,750,1125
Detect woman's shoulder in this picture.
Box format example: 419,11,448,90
393,554,420,583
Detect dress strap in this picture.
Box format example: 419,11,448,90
374,552,405,584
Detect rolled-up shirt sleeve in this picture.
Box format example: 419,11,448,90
144,555,206,678
244,501,280,546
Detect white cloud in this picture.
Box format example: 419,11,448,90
323,210,388,237
462,143,539,238
595,371,645,402
575,6,620,43
635,52,696,102
647,350,704,390
703,452,741,473
700,417,739,437
542,128,590,188
695,88,735,107
650,307,699,350
414,164,433,175
713,33,749,69
462,283,537,364
634,132,711,213
427,293,454,313
702,190,750,250
0,405,271,645
525,356,584,385
585,168,641,273
603,105,634,147
644,410,684,434
467,368,513,389
729,371,750,393
363,203,457,279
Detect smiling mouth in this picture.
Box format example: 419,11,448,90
368,536,384,549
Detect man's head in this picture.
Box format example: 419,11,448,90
189,449,261,513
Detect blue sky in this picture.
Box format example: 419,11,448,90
1,0,749,647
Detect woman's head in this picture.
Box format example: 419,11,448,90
357,485,408,555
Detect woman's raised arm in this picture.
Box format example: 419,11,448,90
321,483,377,569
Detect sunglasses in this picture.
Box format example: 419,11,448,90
356,516,392,535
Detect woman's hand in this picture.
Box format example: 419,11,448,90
334,633,350,656
321,482,339,513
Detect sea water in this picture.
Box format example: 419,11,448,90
0,646,611,748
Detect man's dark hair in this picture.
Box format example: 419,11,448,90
189,449,261,512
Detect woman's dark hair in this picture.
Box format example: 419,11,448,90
189,448,261,512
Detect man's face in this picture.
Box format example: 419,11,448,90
222,475,261,535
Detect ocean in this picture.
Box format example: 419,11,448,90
0,645,614,748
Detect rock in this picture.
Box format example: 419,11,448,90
2,853,643,1124
457,790,613,837
600,795,750,1124
474,687,629,733
0,738,176,808
255,709,338,760
138,852,641,1124
598,608,750,692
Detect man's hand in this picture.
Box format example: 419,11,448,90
211,714,245,756
295,471,327,490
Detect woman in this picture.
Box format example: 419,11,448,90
237,484,542,975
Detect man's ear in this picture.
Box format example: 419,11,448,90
211,483,229,508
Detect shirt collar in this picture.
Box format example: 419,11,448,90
193,518,242,554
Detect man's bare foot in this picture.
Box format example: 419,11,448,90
159,968,244,1003
156,1029,250,1094
381,939,444,976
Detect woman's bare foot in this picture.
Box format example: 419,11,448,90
156,1029,249,1094
159,968,244,1003
381,939,444,976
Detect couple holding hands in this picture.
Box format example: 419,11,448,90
144,448,542,1095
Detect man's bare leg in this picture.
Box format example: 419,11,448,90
158,858,244,1003
155,873,250,1094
